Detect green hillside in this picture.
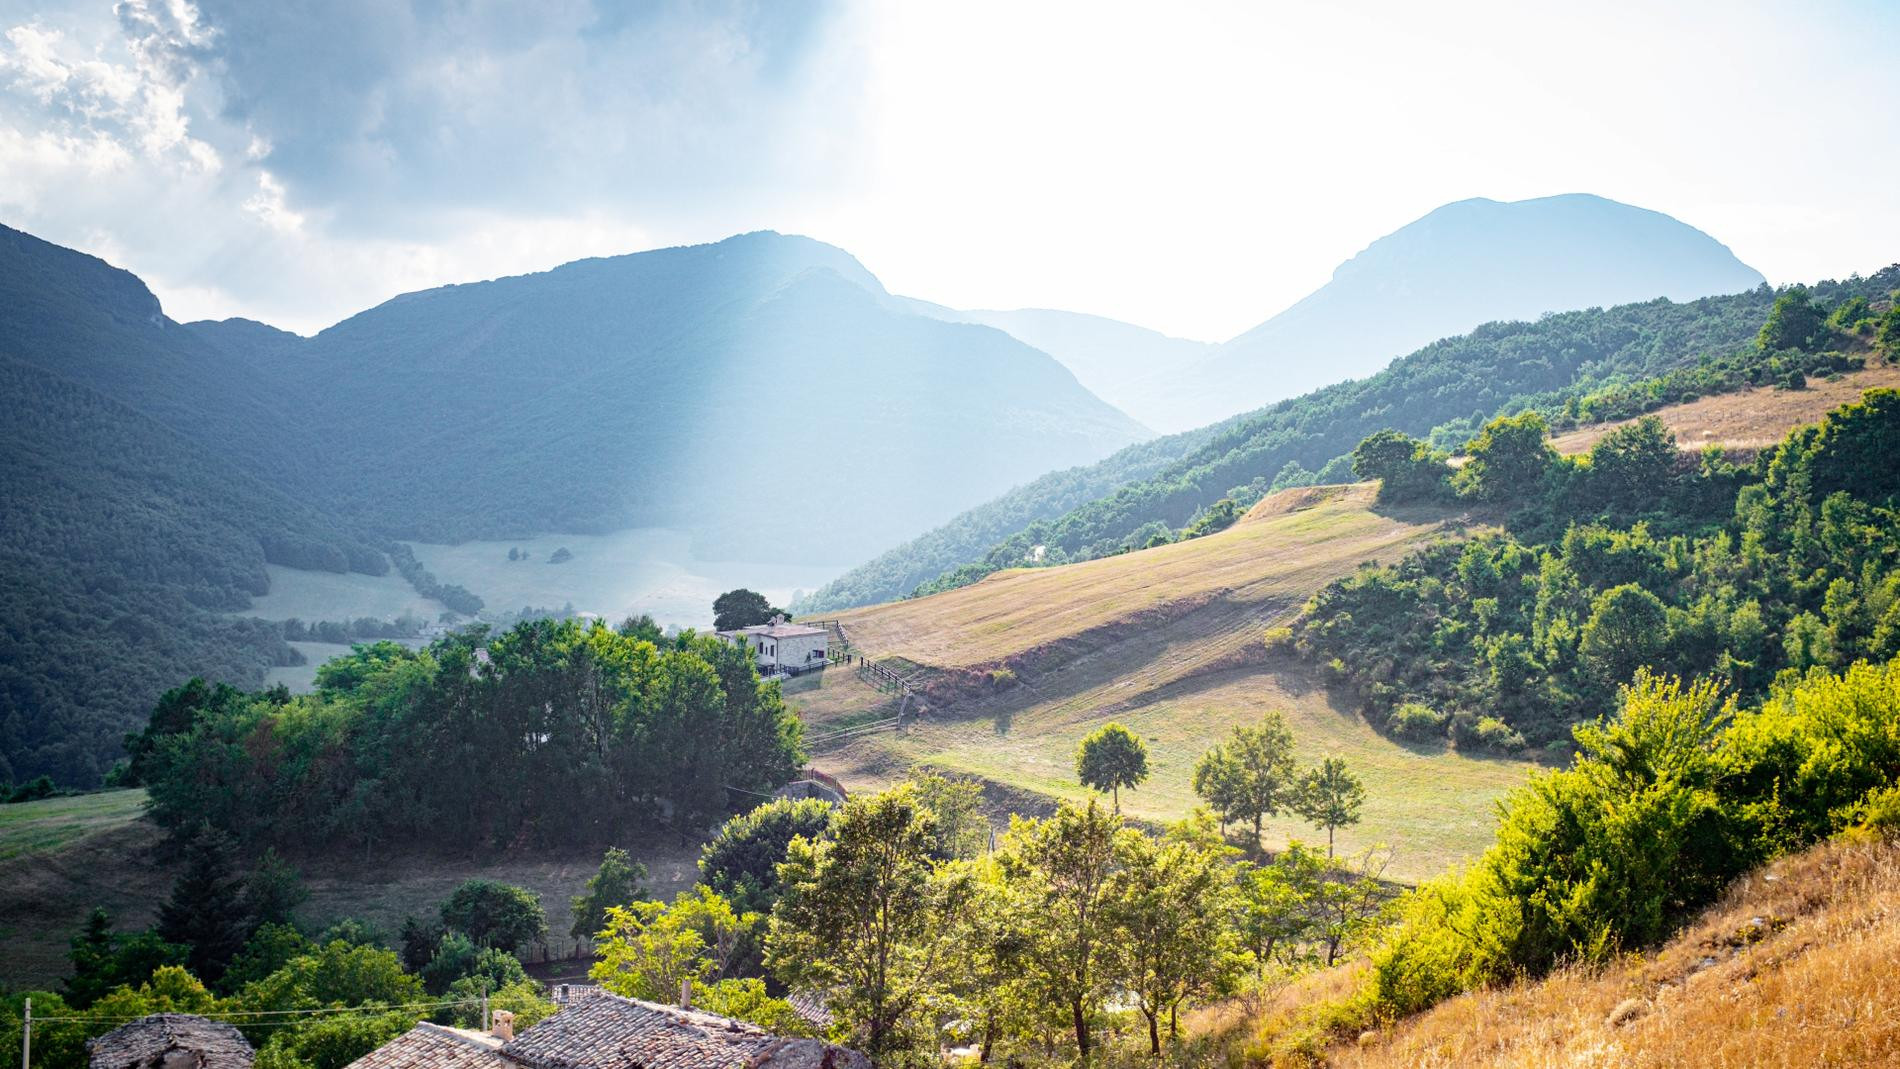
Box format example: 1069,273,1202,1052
803,265,1900,611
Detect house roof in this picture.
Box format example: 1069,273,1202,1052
348,994,868,1069
344,1024,510,1069
87,1014,254,1069
718,624,826,640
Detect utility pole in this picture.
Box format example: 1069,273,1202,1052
22,997,30,1069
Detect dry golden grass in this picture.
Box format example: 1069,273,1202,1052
1327,836,1900,1069
829,484,1452,668
1547,364,1900,456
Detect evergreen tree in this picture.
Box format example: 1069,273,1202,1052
243,848,307,928
156,823,251,981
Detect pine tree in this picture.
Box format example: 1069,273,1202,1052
156,823,252,981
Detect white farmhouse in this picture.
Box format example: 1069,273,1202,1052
715,615,829,677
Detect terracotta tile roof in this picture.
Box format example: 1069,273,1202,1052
343,1024,510,1069
87,1014,254,1069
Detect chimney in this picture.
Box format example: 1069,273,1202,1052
490,1010,516,1042
680,977,693,1010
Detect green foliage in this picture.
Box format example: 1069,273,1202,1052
1385,702,1447,741
1579,583,1671,687
439,880,547,954
1191,713,1299,849
1367,659,1900,1023
138,619,807,850
1757,285,1829,352
993,799,1127,1060
695,978,813,1037
569,847,651,944
713,589,785,631
1075,722,1150,811
1102,818,1245,1054
222,924,314,994
905,770,989,860
766,785,977,1058
1352,431,1452,503
418,932,528,996
252,1011,413,1069
1181,497,1243,539
244,849,308,929
591,887,758,1004
1452,411,1556,501
156,824,252,983
1291,391,1900,747
238,940,423,1012
699,798,836,916
1292,757,1365,855
64,907,188,1007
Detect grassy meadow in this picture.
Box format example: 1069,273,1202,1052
789,483,1533,881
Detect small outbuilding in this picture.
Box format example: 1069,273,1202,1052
87,1014,254,1069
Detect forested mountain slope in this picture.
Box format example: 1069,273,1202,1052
803,266,1899,611
0,359,383,786
272,232,1146,561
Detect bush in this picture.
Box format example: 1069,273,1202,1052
1467,716,1527,753
1386,703,1447,741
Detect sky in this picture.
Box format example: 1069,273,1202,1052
2,0,1896,340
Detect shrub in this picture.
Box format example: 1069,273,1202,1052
1468,716,1527,753
1386,703,1447,741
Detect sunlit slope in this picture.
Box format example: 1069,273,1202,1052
829,484,1449,668
794,484,1534,880
1326,835,1900,1068
1549,364,1900,456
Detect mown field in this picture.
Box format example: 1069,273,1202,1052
788,484,1536,881
0,790,701,989
1547,364,1900,455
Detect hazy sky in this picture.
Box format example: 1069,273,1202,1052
3,0,1896,339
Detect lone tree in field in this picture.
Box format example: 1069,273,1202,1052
1292,756,1365,856
713,588,786,631
1075,722,1149,813
1192,712,1298,852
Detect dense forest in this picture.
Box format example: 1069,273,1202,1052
125,618,806,850
803,267,1900,609
0,359,384,787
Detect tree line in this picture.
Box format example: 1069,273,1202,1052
124,617,807,851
